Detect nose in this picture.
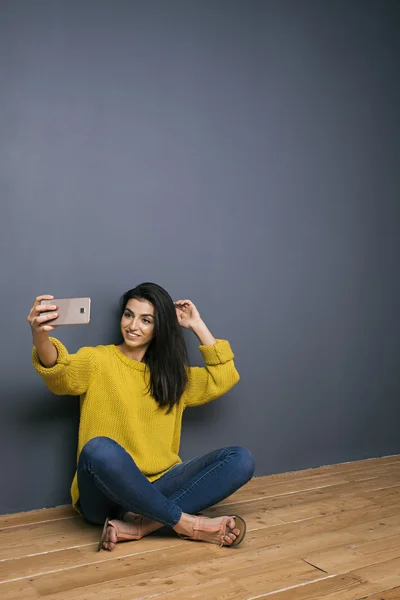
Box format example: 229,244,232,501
128,317,140,331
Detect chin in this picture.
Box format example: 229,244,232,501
124,337,146,347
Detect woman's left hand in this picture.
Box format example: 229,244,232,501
175,300,202,330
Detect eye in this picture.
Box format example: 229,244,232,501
142,318,151,324
124,311,131,318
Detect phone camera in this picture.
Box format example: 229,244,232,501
80,308,85,314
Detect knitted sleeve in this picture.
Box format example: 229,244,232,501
32,337,97,396
183,340,240,407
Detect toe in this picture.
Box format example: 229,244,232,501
224,535,233,545
108,526,118,544
102,525,118,551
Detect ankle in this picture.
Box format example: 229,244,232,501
173,512,194,536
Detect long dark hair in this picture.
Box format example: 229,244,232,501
120,282,189,412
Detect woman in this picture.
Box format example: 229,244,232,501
28,283,255,551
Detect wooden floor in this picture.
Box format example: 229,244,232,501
2,457,400,600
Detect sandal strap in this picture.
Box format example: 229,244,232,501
191,515,228,542
108,518,143,541
179,515,246,548
192,515,201,540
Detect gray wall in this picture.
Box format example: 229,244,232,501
0,0,399,514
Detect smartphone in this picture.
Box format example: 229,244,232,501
40,298,91,326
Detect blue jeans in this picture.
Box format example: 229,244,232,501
77,436,255,527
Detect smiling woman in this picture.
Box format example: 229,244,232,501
28,282,255,552
118,284,189,413
121,302,155,346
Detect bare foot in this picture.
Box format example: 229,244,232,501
102,513,163,550
173,513,242,546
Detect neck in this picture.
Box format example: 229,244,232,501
118,343,148,363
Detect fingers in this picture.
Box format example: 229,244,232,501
36,304,57,313
28,295,55,319
35,311,58,324
29,307,58,333
28,295,56,325
37,325,56,333
175,303,187,316
174,300,194,315
29,310,58,325
34,295,54,307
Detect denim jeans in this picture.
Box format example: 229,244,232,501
77,436,255,527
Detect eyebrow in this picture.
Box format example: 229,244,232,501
124,308,154,318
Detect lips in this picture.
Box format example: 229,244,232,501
126,332,140,339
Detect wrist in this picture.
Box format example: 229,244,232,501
32,331,50,347
189,320,206,334
190,320,216,346
33,335,58,368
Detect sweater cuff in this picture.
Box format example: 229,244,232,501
32,337,71,378
199,339,234,365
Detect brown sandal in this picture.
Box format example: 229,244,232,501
180,515,247,548
97,517,143,551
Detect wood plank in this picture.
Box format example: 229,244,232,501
0,504,285,562
1,456,400,600
2,493,399,584
1,455,397,525
0,506,75,529
218,476,400,515
0,518,356,587
0,496,358,563
0,456,397,527
268,493,374,522
113,555,400,600
2,472,395,555
360,486,400,503
258,556,400,600
1,516,86,542
256,455,400,481
218,475,350,505
303,529,400,574
0,550,324,600
219,458,400,505
4,476,392,562
361,587,400,599
1,474,397,564
235,461,400,489
3,506,400,588
0,518,98,561
208,497,400,537
358,531,400,556
0,501,393,584
215,482,376,517
144,574,339,600
221,472,400,507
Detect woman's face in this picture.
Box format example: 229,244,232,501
120,298,155,351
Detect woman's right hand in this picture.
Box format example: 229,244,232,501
27,295,59,335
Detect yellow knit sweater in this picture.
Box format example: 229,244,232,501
32,337,239,512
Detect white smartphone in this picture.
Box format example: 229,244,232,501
40,298,91,326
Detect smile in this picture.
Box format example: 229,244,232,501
126,332,140,339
